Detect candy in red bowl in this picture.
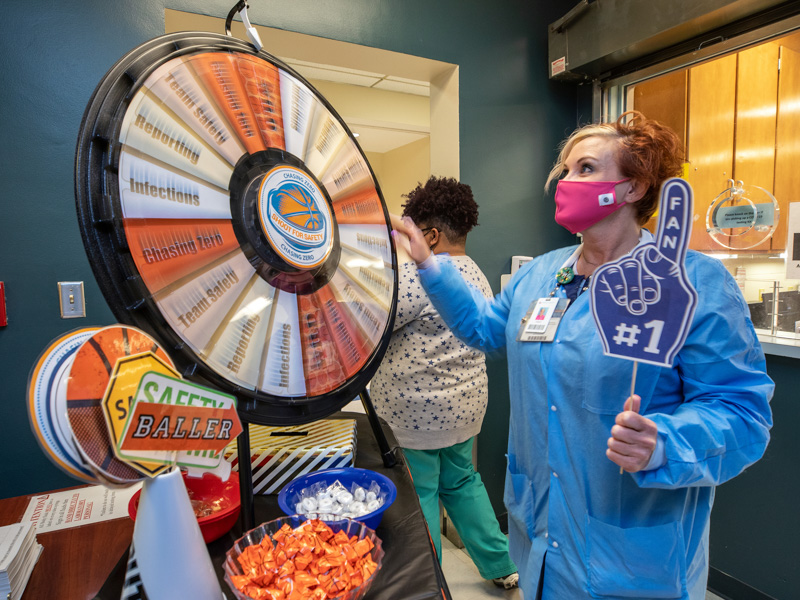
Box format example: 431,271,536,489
129,470,240,544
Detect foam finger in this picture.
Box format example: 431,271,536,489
654,178,693,265
620,258,646,315
597,265,627,307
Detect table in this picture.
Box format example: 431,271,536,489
0,488,134,599
1,412,451,600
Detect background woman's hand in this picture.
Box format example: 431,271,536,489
390,214,432,265
606,394,659,472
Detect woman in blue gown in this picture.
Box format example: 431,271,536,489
391,112,773,600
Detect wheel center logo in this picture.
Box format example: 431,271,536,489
258,166,333,269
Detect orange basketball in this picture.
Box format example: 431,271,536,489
66,325,174,483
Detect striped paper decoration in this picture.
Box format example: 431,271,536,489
224,420,356,494
120,542,149,600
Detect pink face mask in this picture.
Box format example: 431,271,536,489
554,179,630,234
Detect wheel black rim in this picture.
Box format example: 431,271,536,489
75,32,397,425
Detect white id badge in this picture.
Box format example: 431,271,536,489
517,297,569,342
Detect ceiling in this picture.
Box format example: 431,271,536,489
278,58,431,154
164,10,437,155
279,57,431,97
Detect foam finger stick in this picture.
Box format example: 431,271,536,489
591,178,698,472
619,360,639,474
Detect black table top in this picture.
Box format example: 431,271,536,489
96,411,451,600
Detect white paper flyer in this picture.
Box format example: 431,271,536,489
20,484,141,534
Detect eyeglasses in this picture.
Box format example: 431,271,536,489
420,227,435,235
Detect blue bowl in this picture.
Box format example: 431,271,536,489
278,467,397,530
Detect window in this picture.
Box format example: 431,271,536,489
602,22,800,348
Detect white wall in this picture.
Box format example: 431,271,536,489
368,137,431,214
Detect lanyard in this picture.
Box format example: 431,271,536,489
516,232,655,343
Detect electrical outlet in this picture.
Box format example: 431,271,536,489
58,281,86,318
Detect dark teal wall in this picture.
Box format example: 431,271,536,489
0,0,576,500
1,2,795,597
709,354,799,600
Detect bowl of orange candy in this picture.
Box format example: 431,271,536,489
224,516,384,600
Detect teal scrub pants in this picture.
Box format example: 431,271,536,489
403,437,517,580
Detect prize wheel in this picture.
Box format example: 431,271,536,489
75,32,397,425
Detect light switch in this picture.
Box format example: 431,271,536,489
58,281,86,318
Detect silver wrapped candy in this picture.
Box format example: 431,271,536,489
353,486,367,502
335,491,354,505
349,501,366,515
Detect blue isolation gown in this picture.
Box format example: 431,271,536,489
418,243,773,600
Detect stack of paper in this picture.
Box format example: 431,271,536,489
0,522,43,600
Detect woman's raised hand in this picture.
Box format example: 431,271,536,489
390,214,432,265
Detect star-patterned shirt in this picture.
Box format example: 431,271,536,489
371,256,493,450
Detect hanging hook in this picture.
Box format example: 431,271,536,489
732,179,745,200
225,1,247,36
225,0,263,51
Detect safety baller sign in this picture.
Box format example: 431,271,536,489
590,178,698,367
115,371,242,471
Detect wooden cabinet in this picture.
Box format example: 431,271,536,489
734,44,779,192
631,70,687,149
774,45,800,252
733,43,780,252
685,54,737,251
632,42,790,253
632,71,687,236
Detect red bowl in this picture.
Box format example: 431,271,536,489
129,470,241,544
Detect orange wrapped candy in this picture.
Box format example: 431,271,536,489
353,538,373,558
332,531,350,546
294,571,319,589
230,520,380,600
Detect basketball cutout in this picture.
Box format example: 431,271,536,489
66,325,176,483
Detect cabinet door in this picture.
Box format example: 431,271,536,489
774,46,800,252
631,71,687,235
686,54,737,251
732,42,779,252
631,70,687,148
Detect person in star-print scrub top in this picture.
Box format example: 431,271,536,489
371,176,519,590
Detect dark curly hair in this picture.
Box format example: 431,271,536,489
545,111,684,225
401,176,480,243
